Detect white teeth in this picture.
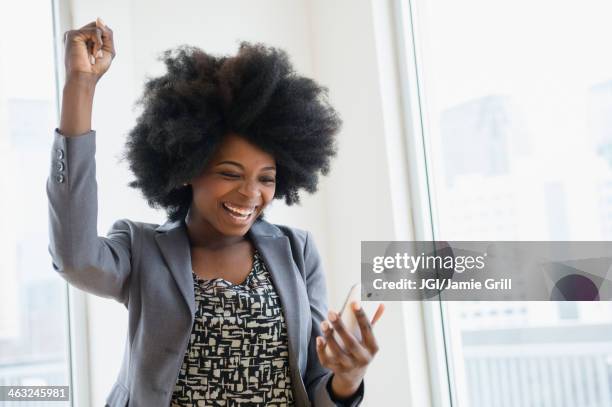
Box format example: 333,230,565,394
223,203,254,216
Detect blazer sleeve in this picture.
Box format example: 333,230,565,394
46,128,133,306
302,231,365,406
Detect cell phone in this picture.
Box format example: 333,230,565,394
324,283,381,357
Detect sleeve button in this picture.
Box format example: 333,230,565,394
55,174,65,184
56,148,64,160
56,161,65,172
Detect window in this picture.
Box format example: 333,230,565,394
0,0,71,404
400,0,612,405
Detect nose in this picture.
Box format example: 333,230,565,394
237,179,261,199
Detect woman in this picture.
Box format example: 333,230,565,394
48,17,384,407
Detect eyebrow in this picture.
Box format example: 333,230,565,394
215,160,276,171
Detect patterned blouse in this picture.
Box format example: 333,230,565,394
170,249,295,406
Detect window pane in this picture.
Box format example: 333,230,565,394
0,0,71,404
409,0,612,405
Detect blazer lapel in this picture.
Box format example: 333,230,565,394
155,220,195,317
248,221,310,404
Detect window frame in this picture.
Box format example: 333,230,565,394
390,0,464,405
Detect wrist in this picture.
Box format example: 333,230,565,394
64,72,98,93
330,373,361,400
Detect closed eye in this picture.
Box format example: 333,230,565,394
220,172,276,184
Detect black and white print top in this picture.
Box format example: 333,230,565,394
170,249,295,407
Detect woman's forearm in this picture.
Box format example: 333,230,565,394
59,74,97,137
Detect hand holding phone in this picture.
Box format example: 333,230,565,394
324,283,383,358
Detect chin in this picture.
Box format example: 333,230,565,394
218,207,259,234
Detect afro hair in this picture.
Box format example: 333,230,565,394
122,42,341,223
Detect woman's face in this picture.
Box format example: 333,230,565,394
189,133,276,237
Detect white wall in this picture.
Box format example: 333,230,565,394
62,0,424,405
309,1,422,405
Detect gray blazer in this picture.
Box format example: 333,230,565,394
46,129,364,407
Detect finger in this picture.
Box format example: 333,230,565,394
315,336,339,369
371,303,385,326
352,302,380,356
63,30,81,45
93,27,104,59
71,28,99,44
77,21,97,30
100,26,115,58
96,17,105,30
321,320,353,369
328,310,370,364
75,27,102,64
105,28,116,58
96,18,116,58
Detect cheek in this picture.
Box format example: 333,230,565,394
193,180,233,204
263,186,276,204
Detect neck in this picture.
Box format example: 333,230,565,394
185,208,245,249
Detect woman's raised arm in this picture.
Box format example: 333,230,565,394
47,19,132,306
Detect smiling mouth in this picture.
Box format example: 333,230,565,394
222,202,257,220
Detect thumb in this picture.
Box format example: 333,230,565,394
370,303,385,326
